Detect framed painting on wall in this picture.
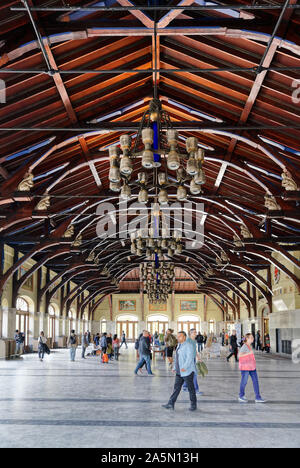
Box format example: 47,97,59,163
149,302,167,312
19,266,34,291
119,300,136,311
180,300,198,311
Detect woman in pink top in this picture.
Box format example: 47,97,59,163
113,334,120,361
238,333,266,403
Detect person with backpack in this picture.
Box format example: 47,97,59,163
165,329,177,368
14,330,23,355
38,331,48,362
134,330,154,376
81,332,89,359
113,334,120,361
67,330,78,362
238,333,266,403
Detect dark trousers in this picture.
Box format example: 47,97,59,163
227,348,238,362
169,372,197,409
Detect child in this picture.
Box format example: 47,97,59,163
238,333,266,403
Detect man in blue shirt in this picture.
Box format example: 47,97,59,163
162,331,197,411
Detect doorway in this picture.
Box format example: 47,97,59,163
177,315,201,334
116,315,138,342
15,312,29,347
147,315,169,336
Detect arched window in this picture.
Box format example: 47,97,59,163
16,297,29,347
48,304,55,316
16,297,29,312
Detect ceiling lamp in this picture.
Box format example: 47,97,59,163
140,261,175,303
107,98,206,202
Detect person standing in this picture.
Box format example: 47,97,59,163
106,333,113,359
255,330,262,351
227,330,239,362
221,329,225,347
94,333,100,347
14,330,23,355
162,331,197,412
238,333,266,403
264,333,270,353
196,332,204,352
67,329,78,362
113,334,120,361
87,330,91,344
134,330,154,376
100,333,107,355
38,331,47,362
203,332,207,347
183,328,202,395
165,329,177,368
81,332,89,359
119,330,128,349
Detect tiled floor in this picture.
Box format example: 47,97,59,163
0,345,299,448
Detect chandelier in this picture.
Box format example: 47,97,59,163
140,261,175,304
130,202,183,258
108,98,206,202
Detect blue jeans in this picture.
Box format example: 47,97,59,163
183,372,199,392
70,347,77,361
134,354,153,375
197,343,203,352
239,370,261,399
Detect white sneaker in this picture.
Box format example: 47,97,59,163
238,397,248,403
255,398,266,403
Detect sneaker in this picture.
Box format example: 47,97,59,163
147,373,155,376
189,406,197,412
238,396,248,403
255,398,266,403
196,391,203,396
182,387,188,392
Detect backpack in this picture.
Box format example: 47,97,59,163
168,335,178,348
135,338,140,350
70,334,76,345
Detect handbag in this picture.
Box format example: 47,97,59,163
196,361,208,378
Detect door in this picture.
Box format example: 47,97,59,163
49,316,56,342
147,321,168,336
116,321,137,341
263,318,269,347
177,321,200,334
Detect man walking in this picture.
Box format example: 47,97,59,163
67,329,78,362
162,331,197,411
227,330,238,362
134,330,154,376
183,328,202,395
81,331,89,359
100,333,107,355
120,330,128,349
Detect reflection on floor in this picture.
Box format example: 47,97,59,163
0,345,299,448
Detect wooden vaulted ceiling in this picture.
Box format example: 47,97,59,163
0,0,300,318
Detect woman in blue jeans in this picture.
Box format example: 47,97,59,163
238,333,266,403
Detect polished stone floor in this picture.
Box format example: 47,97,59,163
0,345,299,448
